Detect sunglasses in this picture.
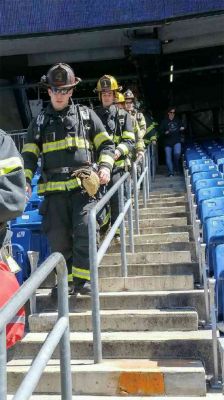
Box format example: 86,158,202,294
51,87,71,95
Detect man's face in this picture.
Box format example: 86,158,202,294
117,102,125,109
125,100,134,112
101,90,114,107
168,110,175,120
48,87,73,111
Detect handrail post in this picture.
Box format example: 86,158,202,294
127,175,134,254
152,144,156,182
89,208,102,363
57,258,72,399
147,145,152,192
132,162,140,235
144,153,150,199
209,278,219,388
28,251,39,314
0,327,7,400
119,183,128,277
142,158,147,209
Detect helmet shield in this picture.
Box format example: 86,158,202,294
41,63,81,89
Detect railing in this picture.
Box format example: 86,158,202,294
0,252,72,400
88,147,153,363
7,130,27,153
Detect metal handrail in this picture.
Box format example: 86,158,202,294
0,252,72,400
88,147,152,363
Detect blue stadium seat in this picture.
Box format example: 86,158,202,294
201,197,224,224
214,244,224,320
188,159,213,168
195,179,224,202
192,171,222,192
190,164,216,175
203,216,224,275
197,187,224,218
25,192,43,211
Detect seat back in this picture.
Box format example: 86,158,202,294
201,197,224,224
214,244,224,320
190,164,216,175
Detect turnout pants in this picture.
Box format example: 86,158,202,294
39,190,98,283
108,169,124,231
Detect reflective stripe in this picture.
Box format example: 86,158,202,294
25,169,33,181
93,132,110,149
0,156,23,176
100,209,111,228
117,143,129,156
98,154,114,167
115,159,125,167
146,124,154,134
22,143,40,157
38,178,81,194
72,266,90,280
122,131,135,141
42,137,89,153
9,315,25,324
67,273,73,283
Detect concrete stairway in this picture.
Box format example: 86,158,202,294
7,171,215,397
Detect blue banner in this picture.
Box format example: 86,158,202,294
0,0,223,36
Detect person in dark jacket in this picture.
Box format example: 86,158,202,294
22,63,115,296
0,129,26,246
159,107,185,176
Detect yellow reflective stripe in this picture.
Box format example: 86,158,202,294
37,178,81,194
42,137,89,153
146,124,154,134
68,273,73,283
117,143,129,156
93,132,110,149
101,210,111,227
98,154,114,167
25,169,33,181
22,143,40,157
122,131,135,141
0,157,23,176
72,267,90,280
115,159,125,167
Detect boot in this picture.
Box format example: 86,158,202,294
73,280,91,295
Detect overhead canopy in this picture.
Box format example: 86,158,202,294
0,0,223,37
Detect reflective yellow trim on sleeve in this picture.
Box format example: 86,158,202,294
0,157,23,176
117,143,129,156
22,143,40,157
93,132,111,149
42,137,89,153
72,266,90,280
25,169,33,181
146,124,154,134
67,273,73,283
98,154,114,167
114,159,125,168
122,131,135,141
37,178,81,195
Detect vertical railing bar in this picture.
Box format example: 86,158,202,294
57,259,73,399
127,176,134,254
28,251,39,314
119,183,128,277
89,209,102,363
132,162,140,235
0,328,7,400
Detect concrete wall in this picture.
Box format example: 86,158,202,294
0,80,23,131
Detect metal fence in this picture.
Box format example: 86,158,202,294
88,146,153,363
7,130,27,153
0,252,72,400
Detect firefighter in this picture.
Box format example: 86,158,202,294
22,63,115,296
0,129,26,348
94,75,135,243
0,129,26,244
144,109,158,147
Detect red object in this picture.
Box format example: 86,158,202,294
0,261,25,349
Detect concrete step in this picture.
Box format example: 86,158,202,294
133,211,189,220
139,205,186,214
150,188,185,193
151,183,185,190
29,309,198,332
7,358,206,396
11,330,214,374
98,275,193,292
8,394,224,400
102,251,191,265
133,232,189,243
127,217,188,227
141,192,186,199
36,289,206,320
109,242,191,254
140,200,187,208
136,225,193,239
98,262,199,282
